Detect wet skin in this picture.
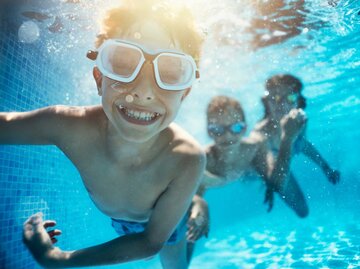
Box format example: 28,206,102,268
1,20,205,269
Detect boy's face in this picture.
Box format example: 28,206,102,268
266,85,299,120
95,21,193,142
207,107,246,147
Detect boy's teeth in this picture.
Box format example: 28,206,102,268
118,105,159,121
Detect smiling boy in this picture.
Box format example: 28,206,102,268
0,1,205,268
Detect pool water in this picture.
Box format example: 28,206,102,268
0,0,359,268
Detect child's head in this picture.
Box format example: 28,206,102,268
207,96,247,146
90,0,204,142
95,0,203,65
262,74,306,120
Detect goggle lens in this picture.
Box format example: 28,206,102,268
208,122,245,137
287,93,298,103
101,44,142,79
208,124,225,136
157,54,194,88
230,122,245,134
270,93,299,104
95,40,198,91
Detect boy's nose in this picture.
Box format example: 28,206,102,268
132,88,155,101
132,63,156,101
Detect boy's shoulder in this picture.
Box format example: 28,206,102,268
49,105,102,117
166,123,204,157
158,123,205,183
41,105,104,145
47,105,104,126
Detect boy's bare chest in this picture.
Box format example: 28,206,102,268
74,155,173,221
208,146,256,178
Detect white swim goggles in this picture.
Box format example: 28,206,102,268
87,39,200,91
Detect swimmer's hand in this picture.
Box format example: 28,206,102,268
264,183,275,212
281,109,307,142
325,168,340,184
23,213,65,268
187,196,209,242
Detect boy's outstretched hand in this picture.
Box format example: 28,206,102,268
187,196,209,242
325,168,341,184
23,213,64,268
264,184,275,212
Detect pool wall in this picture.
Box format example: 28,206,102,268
0,19,119,269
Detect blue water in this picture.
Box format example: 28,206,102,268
1,0,360,268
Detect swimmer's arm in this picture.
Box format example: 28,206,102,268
251,141,274,182
0,106,78,145
267,135,293,189
301,139,331,172
248,132,273,180
200,170,225,189
252,138,292,212
30,153,205,267
267,109,307,188
301,138,340,183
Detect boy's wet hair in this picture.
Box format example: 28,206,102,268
266,74,303,93
262,74,307,118
207,95,246,122
95,0,204,65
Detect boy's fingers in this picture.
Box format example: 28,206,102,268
51,238,58,244
24,213,41,226
23,213,43,234
187,223,194,234
43,220,56,229
188,225,201,241
23,213,43,241
23,222,34,241
187,218,194,227
47,229,62,238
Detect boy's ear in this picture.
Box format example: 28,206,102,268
181,88,191,101
93,67,103,96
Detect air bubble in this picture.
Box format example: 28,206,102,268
18,21,40,43
125,95,134,103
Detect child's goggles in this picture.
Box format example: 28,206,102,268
208,122,246,137
265,91,299,104
87,39,200,91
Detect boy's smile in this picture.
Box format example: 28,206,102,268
117,103,161,126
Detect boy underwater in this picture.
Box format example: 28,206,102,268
0,1,206,268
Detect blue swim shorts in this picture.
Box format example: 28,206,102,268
111,214,188,245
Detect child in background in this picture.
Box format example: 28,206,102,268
255,74,340,211
186,95,306,261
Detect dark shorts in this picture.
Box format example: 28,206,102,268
111,215,187,246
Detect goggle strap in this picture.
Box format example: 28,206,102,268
86,50,98,61
196,70,200,79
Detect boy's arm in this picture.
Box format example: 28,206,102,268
252,109,307,211
23,152,205,267
0,106,78,145
268,109,307,187
201,170,225,188
301,139,340,184
251,140,277,211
